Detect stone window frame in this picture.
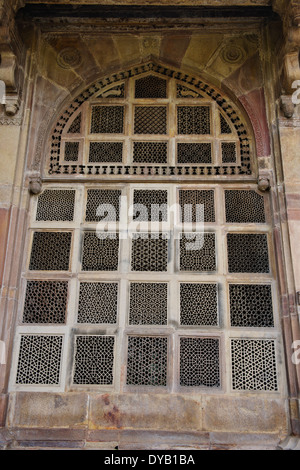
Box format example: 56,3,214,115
9,181,285,396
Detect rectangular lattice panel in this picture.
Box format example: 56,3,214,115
23,280,68,324
29,232,72,271
85,189,121,222
126,336,168,386
180,337,220,387
180,233,216,272
132,141,168,164
177,143,212,164
131,233,168,272
129,282,168,325
133,190,168,222
16,335,63,385
90,106,124,134
77,282,118,324
227,233,269,273
36,190,75,222
64,141,79,162
229,284,274,327
231,339,278,391
88,142,123,163
225,190,266,223
134,106,167,134
177,106,210,135
180,283,218,326
135,75,167,99
72,335,115,385
221,142,237,163
179,189,215,223
81,232,119,271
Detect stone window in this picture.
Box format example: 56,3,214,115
12,67,280,397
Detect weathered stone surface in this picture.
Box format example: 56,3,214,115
89,393,202,432
202,396,288,434
7,392,89,429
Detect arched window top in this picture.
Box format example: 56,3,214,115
47,61,255,179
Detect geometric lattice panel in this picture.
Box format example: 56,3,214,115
224,190,266,223
16,335,63,384
135,75,167,99
29,232,72,271
36,190,75,222
221,142,237,163
133,141,168,164
23,280,68,324
126,336,168,386
220,113,232,134
180,337,220,387
231,339,278,391
72,335,115,385
67,113,81,134
180,283,218,326
90,106,124,134
229,284,274,327
85,189,121,222
129,282,168,325
177,106,210,135
134,106,167,135
64,142,79,162
133,190,168,222
227,233,269,273
180,232,216,272
131,233,168,272
177,143,212,164
179,189,215,223
81,232,119,271
88,142,123,163
77,282,118,324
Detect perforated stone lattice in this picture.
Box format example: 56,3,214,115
90,106,124,134
180,337,220,387
135,75,167,99
132,141,168,163
177,142,212,164
85,189,121,222
180,283,218,326
88,142,123,163
133,189,168,221
221,142,237,163
67,113,81,134
64,141,79,161
29,232,72,271
16,335,63,385
36,190,75,222
227,233,269,273
231,339,278,391
177,106,210,135
229,284,274,327
179,189,215,223
77,282,118,324
131,233,168,272
134,106,167,134
72,335,115,385
23,280,68,324
180,233,216,272
220,113,232,134
129,282,168,325
81,232,119,271
126,336,168,386
225,190,265,223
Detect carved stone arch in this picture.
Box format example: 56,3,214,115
38,59,259,180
